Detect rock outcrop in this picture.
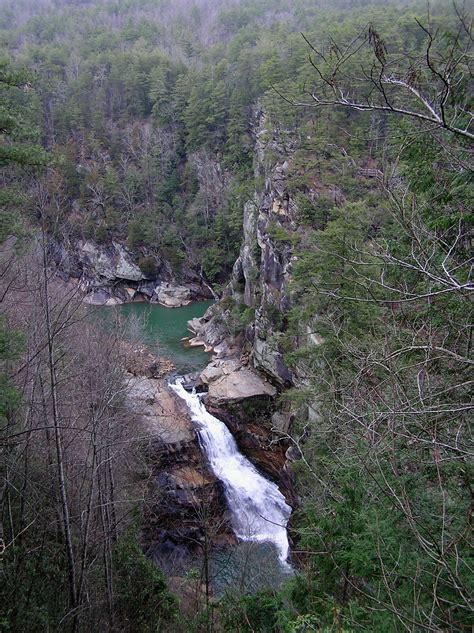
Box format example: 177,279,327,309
50,238,212,306
180,108,322,499
79,240,148,284
206,366,276,406
207,402,296,506
126,374,234,570
154,282,192,308
186,107,327,403
185,109,298,388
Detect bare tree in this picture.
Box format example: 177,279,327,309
0,229,150,630
284,6,473,141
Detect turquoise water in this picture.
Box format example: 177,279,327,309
99,300,214,373
210,541,293,596
98,298,293,593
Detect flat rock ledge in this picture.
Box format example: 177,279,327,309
154,282,192,308
205,366,277,406
83,281,194,308
126,374,195,445
126,374,233,566
187,312,279,406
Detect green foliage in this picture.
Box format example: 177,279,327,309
0,318,23,360
0,315,22,446
137,255,157,277
113,527,178,632
264,303,284,330
220,589,286,632
283,43,473,631
201,245,225,283
158,226,184,268
0,522,178,633
127,217,155,249
4,0,424,281
0,54,47,243
0,55,40,426
0,542,68,632
295,193,331,230
0,57,42,155
1,3,473,632
0,373,21,419
218,294,256,335
268,221,299,245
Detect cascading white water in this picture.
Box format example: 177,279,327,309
170,378,292,563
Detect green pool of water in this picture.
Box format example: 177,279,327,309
98,298,293,593
210,541,293,596
99,300,214,373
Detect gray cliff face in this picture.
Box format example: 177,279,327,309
185,111,321,498
190,110,299,388
50,238,212,305
251,133,296,386
234,197,260,308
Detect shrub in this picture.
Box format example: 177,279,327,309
137,255,158,277
113,527,178,632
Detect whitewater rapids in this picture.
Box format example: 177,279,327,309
170,378,292,563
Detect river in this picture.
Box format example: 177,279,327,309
99,299,293,593
99,299,214,373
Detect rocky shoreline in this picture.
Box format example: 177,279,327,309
120,312,296,572
50,237,214,307
183,305,297,505
53,230,297,570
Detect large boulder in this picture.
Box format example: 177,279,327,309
187,303,243,358
253,336,293,386
207,367,276,406
114,242,145,281
154,282,192,308
199,359,241,385
126,375,195,445
80,240,117,280
83,288,116,305
79,240,146,283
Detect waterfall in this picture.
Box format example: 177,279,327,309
170,378,292,563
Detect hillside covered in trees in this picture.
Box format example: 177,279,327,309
1,0,472,631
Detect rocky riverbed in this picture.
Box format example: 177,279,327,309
119,312,296,577
122,347,235,572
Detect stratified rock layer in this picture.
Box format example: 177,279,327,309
206,367,276,406
126,374,233,570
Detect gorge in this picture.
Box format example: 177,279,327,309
1,1,472,631
103,297,294,588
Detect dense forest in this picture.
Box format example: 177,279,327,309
1,0,472,631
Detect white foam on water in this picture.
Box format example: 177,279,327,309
170,378,292,563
